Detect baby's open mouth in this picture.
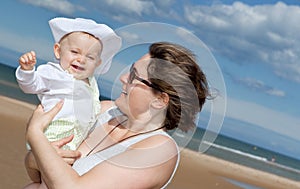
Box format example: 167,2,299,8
72,65,84,71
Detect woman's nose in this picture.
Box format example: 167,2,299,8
120,73,129,84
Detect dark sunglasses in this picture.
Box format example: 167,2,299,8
128,64,162,92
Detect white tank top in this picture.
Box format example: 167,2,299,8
72,106,180,188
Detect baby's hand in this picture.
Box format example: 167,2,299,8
19,51,36,70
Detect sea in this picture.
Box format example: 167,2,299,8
1,63,299,188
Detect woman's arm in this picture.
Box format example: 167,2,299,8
74,135,178,189
24,101,114,184
26,102,178,189
26,103,82,188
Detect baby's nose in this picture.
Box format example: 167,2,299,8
77,56,85,64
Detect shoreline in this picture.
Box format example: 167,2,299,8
1,95,299,189
169,148,300,189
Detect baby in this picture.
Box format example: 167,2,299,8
16,17,121,150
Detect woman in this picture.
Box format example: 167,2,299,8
24,42,209,189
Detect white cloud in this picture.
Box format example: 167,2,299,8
236,77,285,97
91,0,181,23
266,89,285,97
184,2,300,83
21,0,85,15
226,97,300,141
118,31,141,44
103,0,154,16
175,27,201,46
151,0,175,7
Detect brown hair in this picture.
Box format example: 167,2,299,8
147,42,210,132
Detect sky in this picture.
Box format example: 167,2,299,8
1,0,300,159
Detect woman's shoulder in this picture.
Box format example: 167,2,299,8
131,132,178,155
100,100,115,113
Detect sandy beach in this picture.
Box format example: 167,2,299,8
1,95,300,189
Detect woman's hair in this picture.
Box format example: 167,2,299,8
147,42,210,132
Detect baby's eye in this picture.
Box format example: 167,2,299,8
87,56,95,60
71,50,79,54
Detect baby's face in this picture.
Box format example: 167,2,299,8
57,32,102,82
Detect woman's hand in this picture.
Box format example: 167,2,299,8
25,135,81,183
26,100,81,164
26,101,64,138
51,135,81,165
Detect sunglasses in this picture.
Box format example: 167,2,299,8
128,64,162,92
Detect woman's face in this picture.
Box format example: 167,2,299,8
115,54,158,119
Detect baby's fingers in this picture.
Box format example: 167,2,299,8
19,51,36,64
63,157,79,165
19,56,28,64
57,148,81,165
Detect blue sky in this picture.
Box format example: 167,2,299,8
1,0,300,159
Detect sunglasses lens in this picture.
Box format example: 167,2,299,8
128,66,135,84
127,65,161,92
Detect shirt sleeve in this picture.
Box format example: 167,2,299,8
15,65,49,94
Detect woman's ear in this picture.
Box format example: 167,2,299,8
151,92,169,109
53,43,61,59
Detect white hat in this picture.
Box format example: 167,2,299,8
49,17,122,75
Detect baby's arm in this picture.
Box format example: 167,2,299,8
24,151,41,183
16,51,48,94
19,51,36,71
